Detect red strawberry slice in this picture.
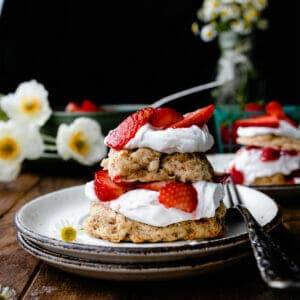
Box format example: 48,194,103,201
245,102,264,112
260,147,281,162
65,101,81,112
81,99,99,112
230,166,244,184
170,104,215,129
265,101,285,117
234,115,279,128
105,107,155,150
94,170,131,201
158,182,198,213
149,108,183,129
137,181,170,191
265,101,297,127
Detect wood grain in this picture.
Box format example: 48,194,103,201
0,175,84,298
0,174,39,217
1,173,300,300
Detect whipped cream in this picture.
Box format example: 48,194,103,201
230,147,300,185
123,124,214,154
237,120,300,139
85,181,224,227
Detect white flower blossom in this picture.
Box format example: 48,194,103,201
253,0,268,11
56,117,106,166
0,120,43,182
200,24,218,42
244,8,260,23
257,18,268,30
198,0,220,22
0,80,52,127
231,19,252,35
220,4,241,21
52,219,83,243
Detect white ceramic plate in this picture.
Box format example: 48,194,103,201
17,232,250,281
15,184,280,263
207,153,300,200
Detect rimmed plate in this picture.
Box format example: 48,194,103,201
15,184,280,263
207,153,300,200
17,232,250,281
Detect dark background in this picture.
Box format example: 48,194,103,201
0,0,299,106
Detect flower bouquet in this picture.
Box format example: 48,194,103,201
0,80,106,182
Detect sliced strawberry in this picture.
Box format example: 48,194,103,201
158,182,198,213
230,166,244,184
220,124,230,144
265,101,297,127
281,150,298,156
65,101,81,112
265,101,285,117
245,102,264,112
105,107,154,150
94,170,130,201
260,147,281,162
170,104,215,129
234,115,279,128
81,99,99,112
137,181,170,191
149,108,183,129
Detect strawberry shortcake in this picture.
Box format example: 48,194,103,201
84,105,226,243
230,101,300,185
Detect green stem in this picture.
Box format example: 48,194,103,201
44,144,57,151
42,134,56,144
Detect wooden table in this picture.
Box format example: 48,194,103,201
1,173,300,299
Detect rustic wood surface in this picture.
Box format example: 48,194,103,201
0,173,300,300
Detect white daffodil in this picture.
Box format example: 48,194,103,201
0,80,52,127
56,117,106,166
0,285,16,300
0,120,44,182
220,4,241,21
200,24,218,42
231,19,252,35
257,18,269,30
253,0,268,11
52,219,82,243
244,8,260,23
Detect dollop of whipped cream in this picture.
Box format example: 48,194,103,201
85,181,224,227
123,124,214,154
229,147,300,185
237,120,300,139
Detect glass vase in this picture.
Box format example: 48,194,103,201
213,31,254,107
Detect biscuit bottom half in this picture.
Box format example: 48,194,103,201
84,202,226,243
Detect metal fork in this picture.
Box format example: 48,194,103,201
225,179,300,289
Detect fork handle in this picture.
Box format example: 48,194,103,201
237,204,300,289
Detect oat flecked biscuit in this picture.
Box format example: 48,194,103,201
237,134,300,152
251,173,288,186
101,148,214,183
84,201,226,243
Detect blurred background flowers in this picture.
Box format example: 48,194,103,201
192,0,269,106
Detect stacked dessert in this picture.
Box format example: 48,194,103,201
84,105,226,243
230,101,300,185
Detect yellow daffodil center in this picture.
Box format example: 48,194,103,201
0,137,20,160
20,97,41,115
69,131,90,156
60,226,77,242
